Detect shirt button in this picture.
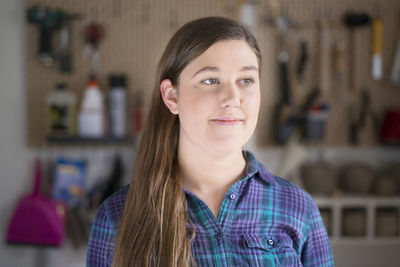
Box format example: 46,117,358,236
229,193,236,200
216,232,222,240
268,239,274,246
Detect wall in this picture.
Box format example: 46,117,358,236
1,0,399,266
24,0,400,148
0,0,35,265
0,2,132,266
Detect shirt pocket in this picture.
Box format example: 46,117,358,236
243,234,302,267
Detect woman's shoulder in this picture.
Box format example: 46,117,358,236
271,175,313,200
269,174,319,215
96,184,130,227
254,159,317,214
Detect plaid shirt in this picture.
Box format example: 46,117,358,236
87,151,334,266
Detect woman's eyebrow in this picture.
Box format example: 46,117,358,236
241,65,258,72
192,65,258,78
192,66,219,78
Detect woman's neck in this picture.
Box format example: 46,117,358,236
178,144,246,196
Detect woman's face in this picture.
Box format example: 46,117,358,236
164,40,261,155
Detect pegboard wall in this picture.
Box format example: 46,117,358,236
25,0,400,148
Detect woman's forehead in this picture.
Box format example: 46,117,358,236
182,40,259,76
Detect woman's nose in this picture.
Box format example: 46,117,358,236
220,83,241,108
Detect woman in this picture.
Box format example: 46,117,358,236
87,16,333,267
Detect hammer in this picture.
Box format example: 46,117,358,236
344,12,371,91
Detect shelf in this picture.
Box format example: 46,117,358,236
46,136,132,145
315,196,400,206
330,238,400,245
314,196,400,242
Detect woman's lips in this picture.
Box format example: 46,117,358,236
211,117,243,126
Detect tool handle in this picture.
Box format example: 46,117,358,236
348,31,356,91
334,42,346,74
59,24,72,73
318,20,331,97
279,60,291,105
39,25,52,58
296,41,308,82
372,17,383,80
390,36,400,83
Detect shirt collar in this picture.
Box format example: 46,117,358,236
183,150,275,196
242,150,275,184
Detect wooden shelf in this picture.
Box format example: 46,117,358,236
45,136,134,147
315,196,400,242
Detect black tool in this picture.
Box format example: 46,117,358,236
343,12,371,91
271,15,296,144
296,41,309,84
27,6,80,70
272,21,293,143
275,88,320,145
349,88,379,145
59,13,80,73
27,6,64,66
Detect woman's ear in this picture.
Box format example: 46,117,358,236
160,79,179,115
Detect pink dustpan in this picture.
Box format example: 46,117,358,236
6,159,65,246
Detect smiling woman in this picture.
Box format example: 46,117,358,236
86,16,334,267
161,39,261,159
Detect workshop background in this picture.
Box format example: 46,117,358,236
1,0,400,266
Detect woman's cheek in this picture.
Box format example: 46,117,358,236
180,92,207,115
246,90,261,111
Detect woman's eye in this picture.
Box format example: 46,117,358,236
240,78,254,87
202,78,219,85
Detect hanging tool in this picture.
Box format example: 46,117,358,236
298,17,332,142
267,0,300,144
83,22,105,75
348,88,379,145
27,6,64,67
59,21,72,73
390,39,400,84
239,0,259,36
390,16,400,84
333,40,346,102
27,6,81,71
372,16,383,80
317,19,333,99
344,12,371,91
296,41,309,84
275,89,320,183
59,13,80,73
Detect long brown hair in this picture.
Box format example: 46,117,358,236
112,16,262,267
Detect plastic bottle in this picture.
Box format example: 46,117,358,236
78,78,105,138
109,75,127,138
46,82,76,136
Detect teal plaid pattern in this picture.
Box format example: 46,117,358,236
87,151,333,266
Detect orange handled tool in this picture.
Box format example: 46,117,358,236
372,17,383,80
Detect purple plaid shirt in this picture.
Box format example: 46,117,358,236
87,151,333,266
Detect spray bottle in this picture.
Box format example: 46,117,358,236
109,74,127,138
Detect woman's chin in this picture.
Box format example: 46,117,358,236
210,137,248,154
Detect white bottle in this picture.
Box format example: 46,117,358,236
109,75,127,138
78,78,105,138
